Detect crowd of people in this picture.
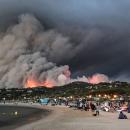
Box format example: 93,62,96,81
46,98,130,118
74,99,100,116
1,97,130,119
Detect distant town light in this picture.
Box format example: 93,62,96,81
98,94,101,97
112,98,115,101
89,95,92,98
70,96,73,99
104,94,107,98
114,95,117,98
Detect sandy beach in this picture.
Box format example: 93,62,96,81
15,105,130,130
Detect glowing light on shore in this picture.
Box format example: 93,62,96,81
98,94,101,97
89,95,92,98
104,94,107,98
114,95,117,98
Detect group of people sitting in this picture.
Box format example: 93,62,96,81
118,102,130,119
118,111,128,119
76,99,100,116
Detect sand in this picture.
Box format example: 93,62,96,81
15,105,130,130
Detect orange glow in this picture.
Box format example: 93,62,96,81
88,74,109,84
25,77,54,88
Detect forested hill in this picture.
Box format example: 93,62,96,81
0,81,130,99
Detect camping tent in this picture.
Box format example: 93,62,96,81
39,98,49,105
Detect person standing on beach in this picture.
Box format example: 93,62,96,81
85,101,90,111
96,104,100,116
90,103,96,112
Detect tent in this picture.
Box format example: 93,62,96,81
39,98,49,105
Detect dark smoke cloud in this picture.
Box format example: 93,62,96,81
0,0,130,85
0,14,74,88
0,0,130,29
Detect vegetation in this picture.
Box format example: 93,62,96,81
0,81,130,100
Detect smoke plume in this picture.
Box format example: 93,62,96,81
0,14,110,88
0,1,129,85
70,74,109,84
0,14,72,88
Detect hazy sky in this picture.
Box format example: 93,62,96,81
0,0,130,28
0,0,130,81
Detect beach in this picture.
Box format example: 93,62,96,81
15,105,130,130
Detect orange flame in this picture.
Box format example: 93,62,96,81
88,74,109,84
25,78,54,88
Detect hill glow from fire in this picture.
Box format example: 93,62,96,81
25,78,54,88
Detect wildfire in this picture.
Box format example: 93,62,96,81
25,72,109,88
88,74,109,84
25,78,54,88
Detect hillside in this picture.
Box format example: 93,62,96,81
0,81,130,100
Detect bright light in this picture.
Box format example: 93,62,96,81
98,94,101,97
14,111,18,116
114,95,117,98
89,95,92,98
104,94,107,97
70,96,73,99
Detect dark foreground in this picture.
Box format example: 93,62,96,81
0,105,50,130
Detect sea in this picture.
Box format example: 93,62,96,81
0,105,49,130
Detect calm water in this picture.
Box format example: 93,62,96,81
0,105,49,130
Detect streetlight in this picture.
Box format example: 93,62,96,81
114,95,117,98
89,95,92,98
104,94,107,98
98,94,101,97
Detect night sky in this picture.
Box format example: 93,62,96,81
0,0,130,82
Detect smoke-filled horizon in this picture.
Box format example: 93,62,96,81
0,0,129,88
0,14,110,88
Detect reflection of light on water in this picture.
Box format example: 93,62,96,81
2,113,6,115
14,111,18,115
0,111,20,116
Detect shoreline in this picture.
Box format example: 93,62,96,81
15,105,130,130
1,104,130,130
0,103,51,130
15,105,70,130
